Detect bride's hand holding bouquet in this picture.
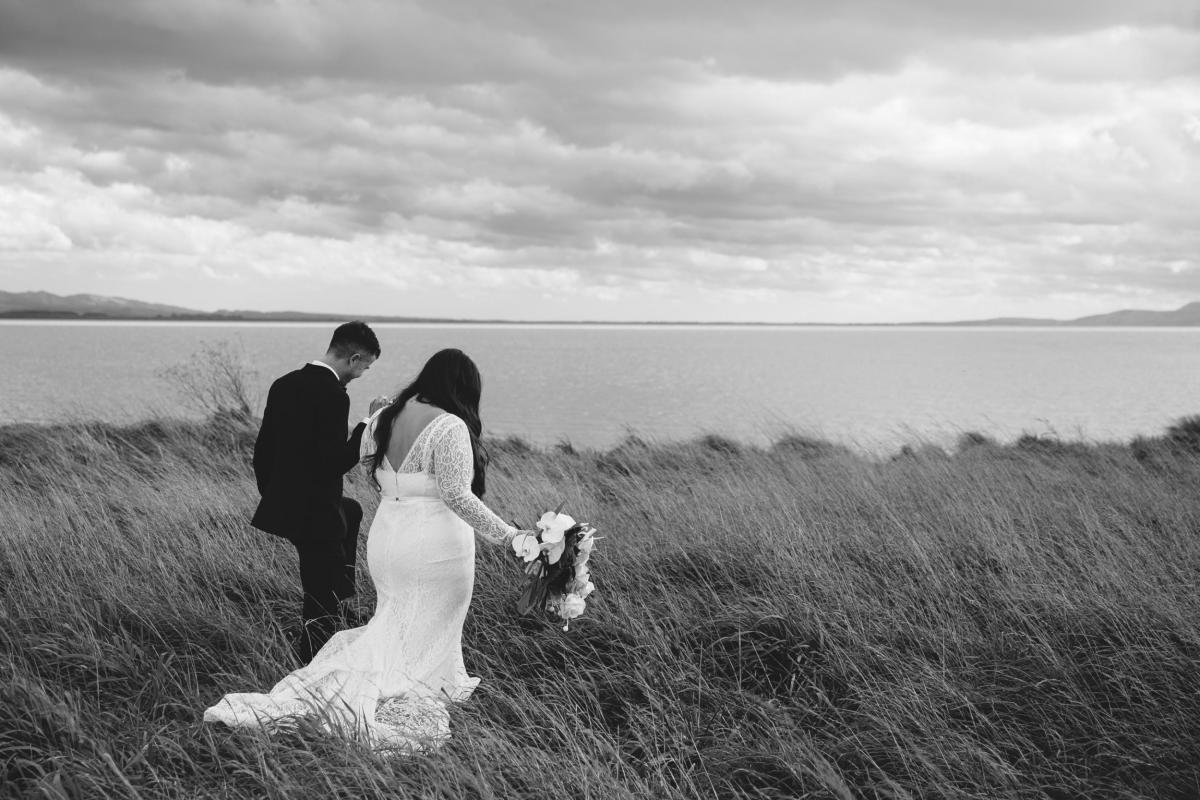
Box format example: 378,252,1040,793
510,506,599,630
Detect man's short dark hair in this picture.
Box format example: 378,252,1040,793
328,321,381,358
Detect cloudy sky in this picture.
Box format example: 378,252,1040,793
0,0,1197,322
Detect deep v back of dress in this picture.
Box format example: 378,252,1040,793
376,409,449,501
382,403,446,471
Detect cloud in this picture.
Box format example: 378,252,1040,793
0,0,1197,320
2,1,1193,85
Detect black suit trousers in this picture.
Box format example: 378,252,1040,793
293,497,363,661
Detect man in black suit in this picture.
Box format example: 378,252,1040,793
251,321,386,663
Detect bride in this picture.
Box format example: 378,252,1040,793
204,348,526,750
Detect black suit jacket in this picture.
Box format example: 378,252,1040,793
251,363,366,542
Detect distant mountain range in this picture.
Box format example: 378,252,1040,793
4,289,1200,326
927,301,1200,327
0,290,198,318
0,290,449,323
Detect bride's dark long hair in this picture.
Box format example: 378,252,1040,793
365,348,488,496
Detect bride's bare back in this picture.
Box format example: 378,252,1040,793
384,399,446,470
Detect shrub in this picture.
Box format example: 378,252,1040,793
956,430,995,451
771,434,846,459
1165,415,1200,454
160,339,260,420
891,443,950,462
698,433,742,456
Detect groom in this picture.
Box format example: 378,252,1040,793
251,321,384,664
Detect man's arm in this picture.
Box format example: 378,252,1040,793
342,421,368,474
313,388,359,477
252,384,277,495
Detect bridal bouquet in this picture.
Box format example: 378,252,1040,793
511,507,598,631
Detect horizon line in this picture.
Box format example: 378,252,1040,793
4,289,1200,327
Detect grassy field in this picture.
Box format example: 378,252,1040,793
2,411,1199,799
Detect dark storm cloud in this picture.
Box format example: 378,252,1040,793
1,0,1194,85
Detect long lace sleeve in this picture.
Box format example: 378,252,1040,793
360,408,385,464
430,416,516,545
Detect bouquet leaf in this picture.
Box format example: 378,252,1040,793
516,574,552,616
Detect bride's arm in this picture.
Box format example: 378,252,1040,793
430,416,518,544
358,404,396,477
358,408,382,464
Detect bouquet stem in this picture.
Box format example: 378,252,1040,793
516,573,553,616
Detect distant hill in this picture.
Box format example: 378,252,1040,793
1066,301,1200,326
5,289,1200,326
0,290,197,318
908,301,1200,327
941,316,1061,326
0,290,437,322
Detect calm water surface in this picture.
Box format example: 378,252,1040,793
5,321,1200,452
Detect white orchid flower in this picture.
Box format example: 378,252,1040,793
539,527,566,545
537,511,576,543
510,533,541,563
543,538,566,565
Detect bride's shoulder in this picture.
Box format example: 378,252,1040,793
432,411,465,432
423,412,467,444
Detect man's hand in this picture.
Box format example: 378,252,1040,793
368,395,393,415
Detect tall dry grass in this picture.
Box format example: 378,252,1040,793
2,414,1199,799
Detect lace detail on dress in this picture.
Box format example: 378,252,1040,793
361,407,436,472
389,411,447,475
374,694,451,749
204,610,478,752
360,407,385,463
428,415,516,545
363,410,513,543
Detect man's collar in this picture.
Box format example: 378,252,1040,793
307,360,342,383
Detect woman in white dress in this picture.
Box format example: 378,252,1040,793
204,349,525,750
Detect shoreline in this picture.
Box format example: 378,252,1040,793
9,316,1200,331
3,411,1194,463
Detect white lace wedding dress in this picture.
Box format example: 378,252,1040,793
203,411,517,751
